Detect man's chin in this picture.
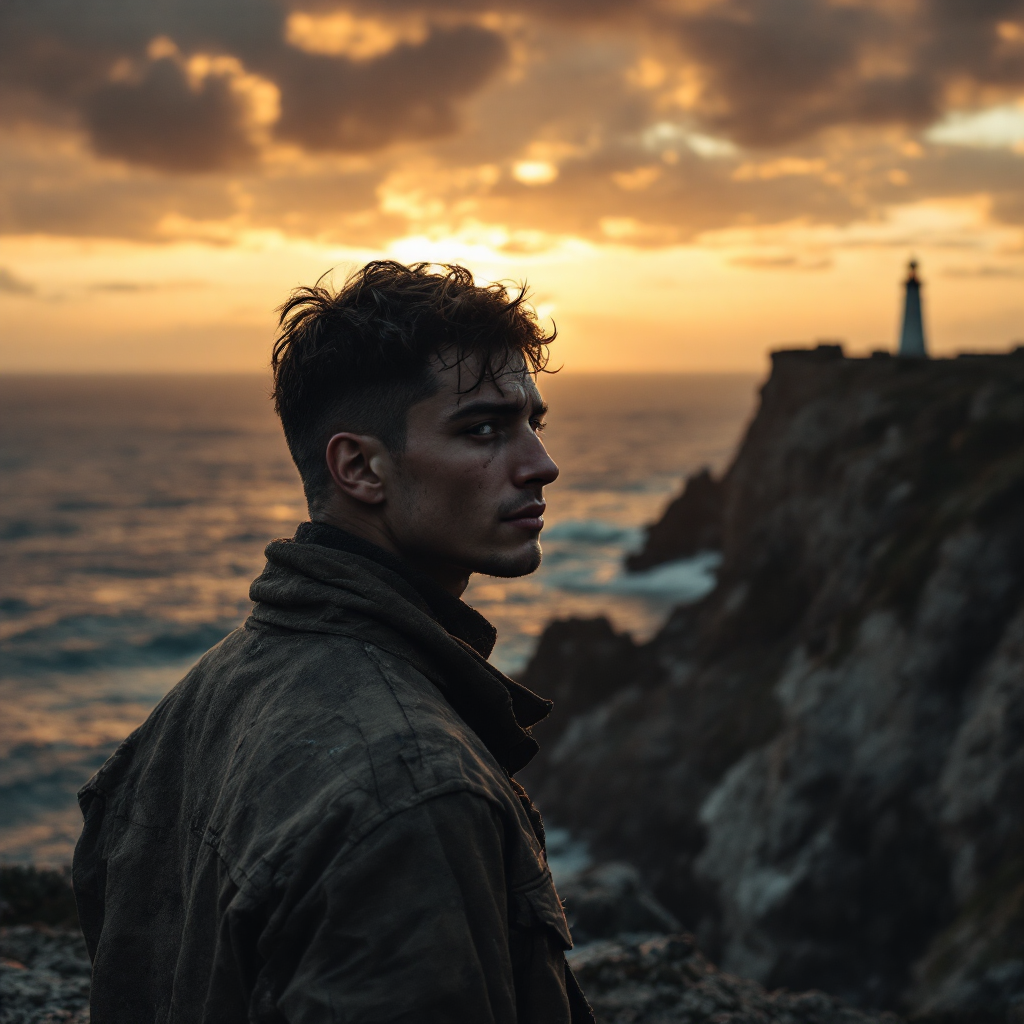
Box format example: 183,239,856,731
472,540,543,579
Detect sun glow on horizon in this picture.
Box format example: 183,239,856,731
2,190,1021,375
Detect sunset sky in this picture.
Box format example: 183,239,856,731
1,0,1022,372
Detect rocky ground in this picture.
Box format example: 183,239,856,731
0,927,90,1024
522,347,1024,1017
572,935,902,1024
1,866,89,1023
562,863,901,1024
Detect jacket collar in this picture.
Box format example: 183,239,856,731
294,521,497,659
248,531,552,774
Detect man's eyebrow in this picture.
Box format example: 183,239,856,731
447,398,548,422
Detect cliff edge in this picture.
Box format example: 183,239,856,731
625,467,725,572
521,347,1024,1016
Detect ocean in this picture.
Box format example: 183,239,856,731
0,372,759,865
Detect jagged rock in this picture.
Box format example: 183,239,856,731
570,933,903,1024
0,926,90,1024
522,348,1024,1014
560,862,681,945
626,469,725,572
523,617,639,755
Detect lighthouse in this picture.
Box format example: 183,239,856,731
898,259,928,357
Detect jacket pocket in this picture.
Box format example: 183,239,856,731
511,873,573,950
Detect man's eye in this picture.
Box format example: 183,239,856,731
532,419,547,433
469,422,496,436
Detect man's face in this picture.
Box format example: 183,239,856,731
381,356,558,585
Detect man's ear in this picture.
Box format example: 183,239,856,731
325,433,390,505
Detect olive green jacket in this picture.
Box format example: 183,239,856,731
74,527,592,1023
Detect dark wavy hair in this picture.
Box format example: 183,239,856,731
271,260,554,510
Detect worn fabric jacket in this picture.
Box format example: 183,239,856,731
73,524,593,1023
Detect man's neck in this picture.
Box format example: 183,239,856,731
312,511,470,599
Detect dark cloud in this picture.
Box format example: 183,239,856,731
269,25,508,151
0,123,395,242
0,1,509,172
673,0,895,145
0,19,117,110
2,1,1021,164
923,0,1024,89
352,0,1024,145
666,0,1024,146
85,57,257,172
0,0,1021,244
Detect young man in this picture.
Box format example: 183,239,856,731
73,261,594,1023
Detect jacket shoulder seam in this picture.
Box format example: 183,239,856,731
210,779,514,897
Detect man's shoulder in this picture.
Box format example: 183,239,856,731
80,621,529,902
170,623,521,880
178,621,515,819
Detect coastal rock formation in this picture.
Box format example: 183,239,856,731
571,934,902,1024
521,347,1024,1015
559,861,682,945
625,469,724,572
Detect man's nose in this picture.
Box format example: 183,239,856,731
514,432,559,488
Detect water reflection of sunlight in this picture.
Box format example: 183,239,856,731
0,662,194,863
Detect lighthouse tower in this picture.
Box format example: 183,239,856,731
898,259,928,357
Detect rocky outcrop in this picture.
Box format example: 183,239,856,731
626,469,725,571
521,347,1024,1015
543,854,901,1023
560,861,682,945
571,934,902,1024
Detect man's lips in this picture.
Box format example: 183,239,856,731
502,503,546,531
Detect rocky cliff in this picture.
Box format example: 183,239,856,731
625,468,724,572
520,346,1024,1017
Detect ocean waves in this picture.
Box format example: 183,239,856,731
0,612,235,675
0,372,757,863
0,661,196,863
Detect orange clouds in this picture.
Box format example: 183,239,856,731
0,0,1021,251
0,0,1021,374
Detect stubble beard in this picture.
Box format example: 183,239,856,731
474,538,543,579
